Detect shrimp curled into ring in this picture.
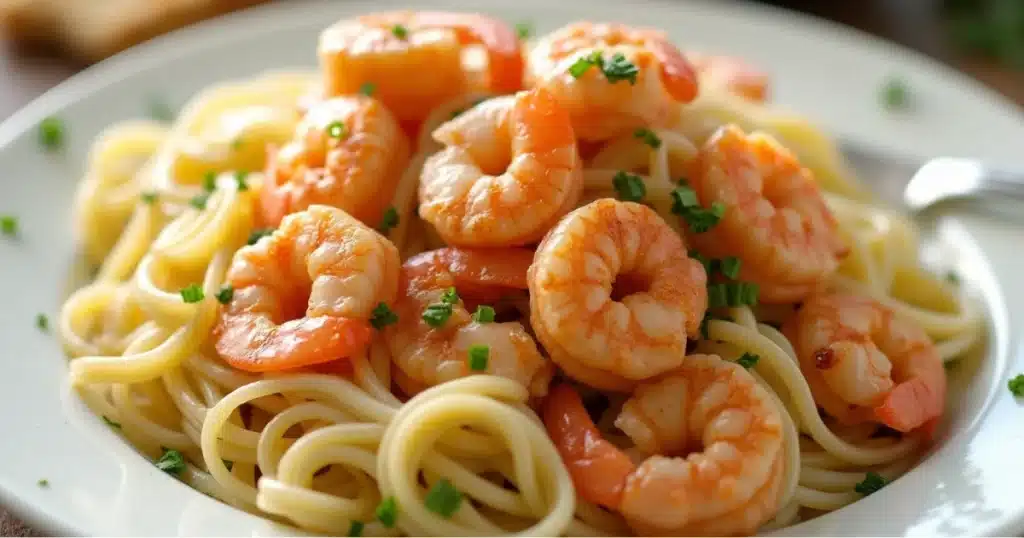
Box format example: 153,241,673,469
526,21,699,141
385,247,554,398
543,354,786,535
784,292,947,434
419,87,583,247
687,124,846,303
529,198,708,392
214,205,400,372
261,95,410,228
319,11,523,125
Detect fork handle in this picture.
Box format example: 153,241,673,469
905,158,1024,210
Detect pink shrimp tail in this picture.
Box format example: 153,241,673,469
215,314,373,373
873,376,945,434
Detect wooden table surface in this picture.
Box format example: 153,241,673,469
0,0,1020,535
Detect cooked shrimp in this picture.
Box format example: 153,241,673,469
214,205,400,372
319,11,523,124
526,21,699,141
687,52,770,102
784,292,946,434
260,96,409,228
529,198,708,392
687,124,846,303
543,354,786,535
385,247,553,397
419,87,583,247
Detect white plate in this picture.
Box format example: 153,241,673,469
1,0,1023,535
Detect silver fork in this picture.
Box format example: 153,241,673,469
838,140,1024,213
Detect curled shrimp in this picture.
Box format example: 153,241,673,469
529,198,708,392
385,247,553,398
319,11,523,124
543,354,786,535
688,124,846,303
214,205,400,372
526,21,699,141
419,87,583,247
260,95,409,228
784,292,946,434
687,52,770,102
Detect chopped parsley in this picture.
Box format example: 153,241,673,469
179,284,205,304
670,184,725,233
359,82,376,96
189,193,210,210
566,51,638,84
634,127,662,149
468,345,489,371
215,285,234,305
155,448,186,476
375,496,398,527
424,478,463,517
378,206,399,234
370,302,399,330
39,116,64,151
946,270,960,284
1,215,18,236
472,305,496,323
231,137,244,151
327,121,347,139
37,479,49,487
880,77,909,110
348,520,365,537
148,96,176,122
1008,373,1024,397
102,415,121,429
612,171,646,202
247,228,275,245
515,21,533,40
35,313,49,332
854,472,886,496
140,192,159,205
391,24,409,39
707,282,759,308
736,352,760,369
202,171,218,192
440,287,459,305
422,303,454,328
235,171,249,192
719,256,741,279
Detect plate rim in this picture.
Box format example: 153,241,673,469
1,0,1022,536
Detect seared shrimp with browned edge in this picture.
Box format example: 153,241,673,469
529,198,708,392
543,354,786,535
687,124,846,303
385,247,553,398
784,292,946,435
214,205,400,373
319,11,523,125
260,95,409,229
419,87,583,247
526,21,699,141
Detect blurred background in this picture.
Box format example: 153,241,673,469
0,0,1021,120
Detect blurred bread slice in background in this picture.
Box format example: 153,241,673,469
0,0,270,63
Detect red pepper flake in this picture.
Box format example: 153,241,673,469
814,347,836,369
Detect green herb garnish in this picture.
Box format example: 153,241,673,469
472,305,496,323
422,303,454,328
854,472,886,495
327,121,347,139
370,302,399,330
189,193,209,210
601,52,639,84
37,479,49,487
612,171,646,202
1,215,18,236
378,206,399,234
376,496,398,527
102,416,121,429
35,313,49,332
633,127,662,149
347,521,365,537
148,96,176,122
202,171,218,192
179,284,205,304
215,285,234,305
424,478,463,517
235,171,249,192
1008,373,1024,396
39,116,64,151
140,192,159,205
155,448,186,476
468,345,490,372
515,21,533,40
247,228,275,245
568,50,604,78
881,77,909,110
719,256,741,279
737,352,760,369
391,24,409,39
359,82,376,96
440,287,459,305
